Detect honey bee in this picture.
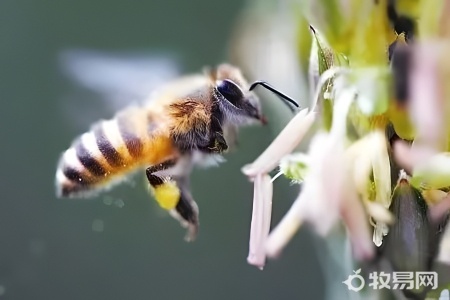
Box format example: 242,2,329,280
55,64,266,240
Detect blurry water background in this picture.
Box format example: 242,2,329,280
0,0,324,299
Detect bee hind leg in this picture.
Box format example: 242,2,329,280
168,178,199,241
146,161,199,241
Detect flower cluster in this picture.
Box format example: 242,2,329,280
242,0,450,279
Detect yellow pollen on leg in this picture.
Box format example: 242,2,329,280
153,181,180,210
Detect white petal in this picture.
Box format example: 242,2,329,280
364,201,394,224
410,44,446,152
341,191,375,260
393,140,415,173
242,109,316,177
298,133,342,235
373,222,389,247
428,193,450,223
265,196,303,258
371,132,391,208
247,174,273,269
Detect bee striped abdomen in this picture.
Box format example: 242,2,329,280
75,137,107,177
56,108,176,198
56,116,142,197
93,123,124,168
116,112,144,158
57,128,112,197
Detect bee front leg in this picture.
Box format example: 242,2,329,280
198,116,228,154
199,131,228,154
214,131,228,151
146,161,199,241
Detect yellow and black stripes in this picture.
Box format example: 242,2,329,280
56,110,170,197
93,123,124,168
116,112,144,158
57,126,117,197
75,136,107,177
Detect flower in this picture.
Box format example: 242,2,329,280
239,0,450,297
246,174,273,269
243,70,394,267
242,108,316,268
242,108,316,177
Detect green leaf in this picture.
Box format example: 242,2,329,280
312,30,332,75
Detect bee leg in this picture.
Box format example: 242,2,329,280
214,132,228,150
210,114,228,152
198,116,228,154
204,132,228,153
169,176,199,241
146,161,199,241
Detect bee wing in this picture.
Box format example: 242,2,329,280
59,49,181,128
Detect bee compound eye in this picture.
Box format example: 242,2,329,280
216,79,243,105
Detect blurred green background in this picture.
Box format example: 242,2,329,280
0,0,323,299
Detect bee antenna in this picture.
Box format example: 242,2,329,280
249,80,300,112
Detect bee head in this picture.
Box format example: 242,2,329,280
210,64,266,125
